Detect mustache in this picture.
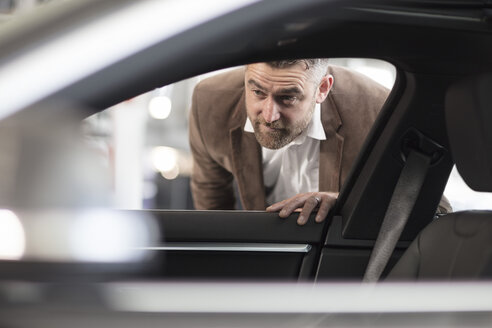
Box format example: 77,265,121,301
254,117,286,129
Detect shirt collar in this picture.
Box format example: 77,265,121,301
244,115,254,133
305,103,326,141
244,103,326,143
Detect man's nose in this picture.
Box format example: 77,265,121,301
262,97,280,123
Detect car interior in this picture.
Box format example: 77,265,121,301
88,0,478,283
388,73,492,280
2,0,492,325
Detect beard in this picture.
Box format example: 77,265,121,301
252,102,315,150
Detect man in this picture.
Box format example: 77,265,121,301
189,59,389,225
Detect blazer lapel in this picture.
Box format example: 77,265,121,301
319,94,344,192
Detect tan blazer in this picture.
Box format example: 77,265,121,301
189,66,390,210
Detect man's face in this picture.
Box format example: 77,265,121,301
244,63,331,149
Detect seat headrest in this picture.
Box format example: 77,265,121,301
445,74,492,191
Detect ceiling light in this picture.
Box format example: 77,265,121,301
148,96,172,120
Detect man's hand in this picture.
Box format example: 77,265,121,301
266,192,339,226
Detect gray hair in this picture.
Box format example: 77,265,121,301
265,59,330,83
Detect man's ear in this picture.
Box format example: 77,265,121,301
316,74,333,103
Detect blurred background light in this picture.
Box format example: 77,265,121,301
151,146,178,173
148,96,172,120
0,209,25,260
70,210,154,263
161,164,180,180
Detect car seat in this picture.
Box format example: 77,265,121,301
388,74,492,280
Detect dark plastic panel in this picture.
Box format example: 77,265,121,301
155,251,304,280
316,247,404,281
119,210,326,280
124,210,326,243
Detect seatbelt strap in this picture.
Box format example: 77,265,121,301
363,149,432,282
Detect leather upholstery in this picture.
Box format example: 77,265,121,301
388,211,492,280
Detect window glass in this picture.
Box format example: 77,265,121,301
444,165,492,211
83,58,396,210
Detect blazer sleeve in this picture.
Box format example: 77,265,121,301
188,83,236,210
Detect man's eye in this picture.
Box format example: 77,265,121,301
253,90,265,97
280,95,296,103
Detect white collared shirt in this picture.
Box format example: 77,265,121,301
244,104,326,205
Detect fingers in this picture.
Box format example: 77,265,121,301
266,192,338,226
297,195,321,225
266,199,289,213
266,195,304,217
313,192,338,223
315,195,336,223
280,196,310,218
